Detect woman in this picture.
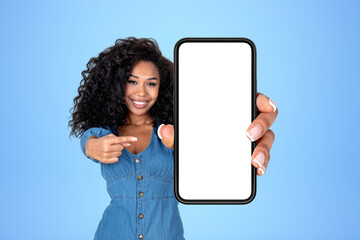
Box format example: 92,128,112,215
68,37,278,239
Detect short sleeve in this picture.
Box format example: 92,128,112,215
80,127,113,164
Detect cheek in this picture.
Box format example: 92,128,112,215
152,88,159,100
124,87,134,99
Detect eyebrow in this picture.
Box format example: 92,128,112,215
129,74,158,80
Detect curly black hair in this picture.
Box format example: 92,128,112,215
68,37,173,138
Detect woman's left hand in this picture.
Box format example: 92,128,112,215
246,92,278,176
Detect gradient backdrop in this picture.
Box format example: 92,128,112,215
1,0,359,239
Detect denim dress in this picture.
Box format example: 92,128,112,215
80,120,185,240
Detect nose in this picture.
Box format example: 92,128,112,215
136,84,146,96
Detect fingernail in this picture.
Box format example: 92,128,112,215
253,152,265,168
246,124,262,141
257,166,266,176
131,137,137,141
269,99,277,112
157,124,165,140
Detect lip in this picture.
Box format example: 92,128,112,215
130,98,149,109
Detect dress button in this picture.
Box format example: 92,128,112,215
135,158,140,163
139,192,144,197
138,234,144,239
138,175,143,180
138,213,144,219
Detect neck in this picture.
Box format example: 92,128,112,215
124,112,154,126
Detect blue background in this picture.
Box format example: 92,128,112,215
1,0,359,239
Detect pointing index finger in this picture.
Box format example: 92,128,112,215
110,136,138,144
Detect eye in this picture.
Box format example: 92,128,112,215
148,83,157,87
127,80,136,84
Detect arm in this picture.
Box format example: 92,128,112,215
80,127,112,163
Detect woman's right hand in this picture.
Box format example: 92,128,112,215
85,134,138,164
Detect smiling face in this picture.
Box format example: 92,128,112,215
124,60,160,118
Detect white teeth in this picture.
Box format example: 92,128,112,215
133,100,147,105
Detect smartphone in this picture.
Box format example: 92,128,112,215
174,38,257,204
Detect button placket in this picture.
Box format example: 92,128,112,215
135,157,145,238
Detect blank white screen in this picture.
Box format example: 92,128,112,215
178,42,252,200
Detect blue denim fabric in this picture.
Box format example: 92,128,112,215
80,121,185,240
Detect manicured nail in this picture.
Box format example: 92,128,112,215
246,124,262,142
157,124,165,139
257,166,266,175
269,99,277,112
131,137,137,141
253,152,265,168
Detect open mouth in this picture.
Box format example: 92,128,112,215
131,99,149,108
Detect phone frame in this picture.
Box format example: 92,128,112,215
173,37,257,204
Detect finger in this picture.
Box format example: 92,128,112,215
108,142,132,148
157,124,165,139
157,124,166,140
107,144,127,152
120,142,132,147
250,129,275,176
257,151,270,176
101,150,123,163
158,124,174,149
246,111,277,142
257,92,277,113
108,136,138,144
103,157,119,164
